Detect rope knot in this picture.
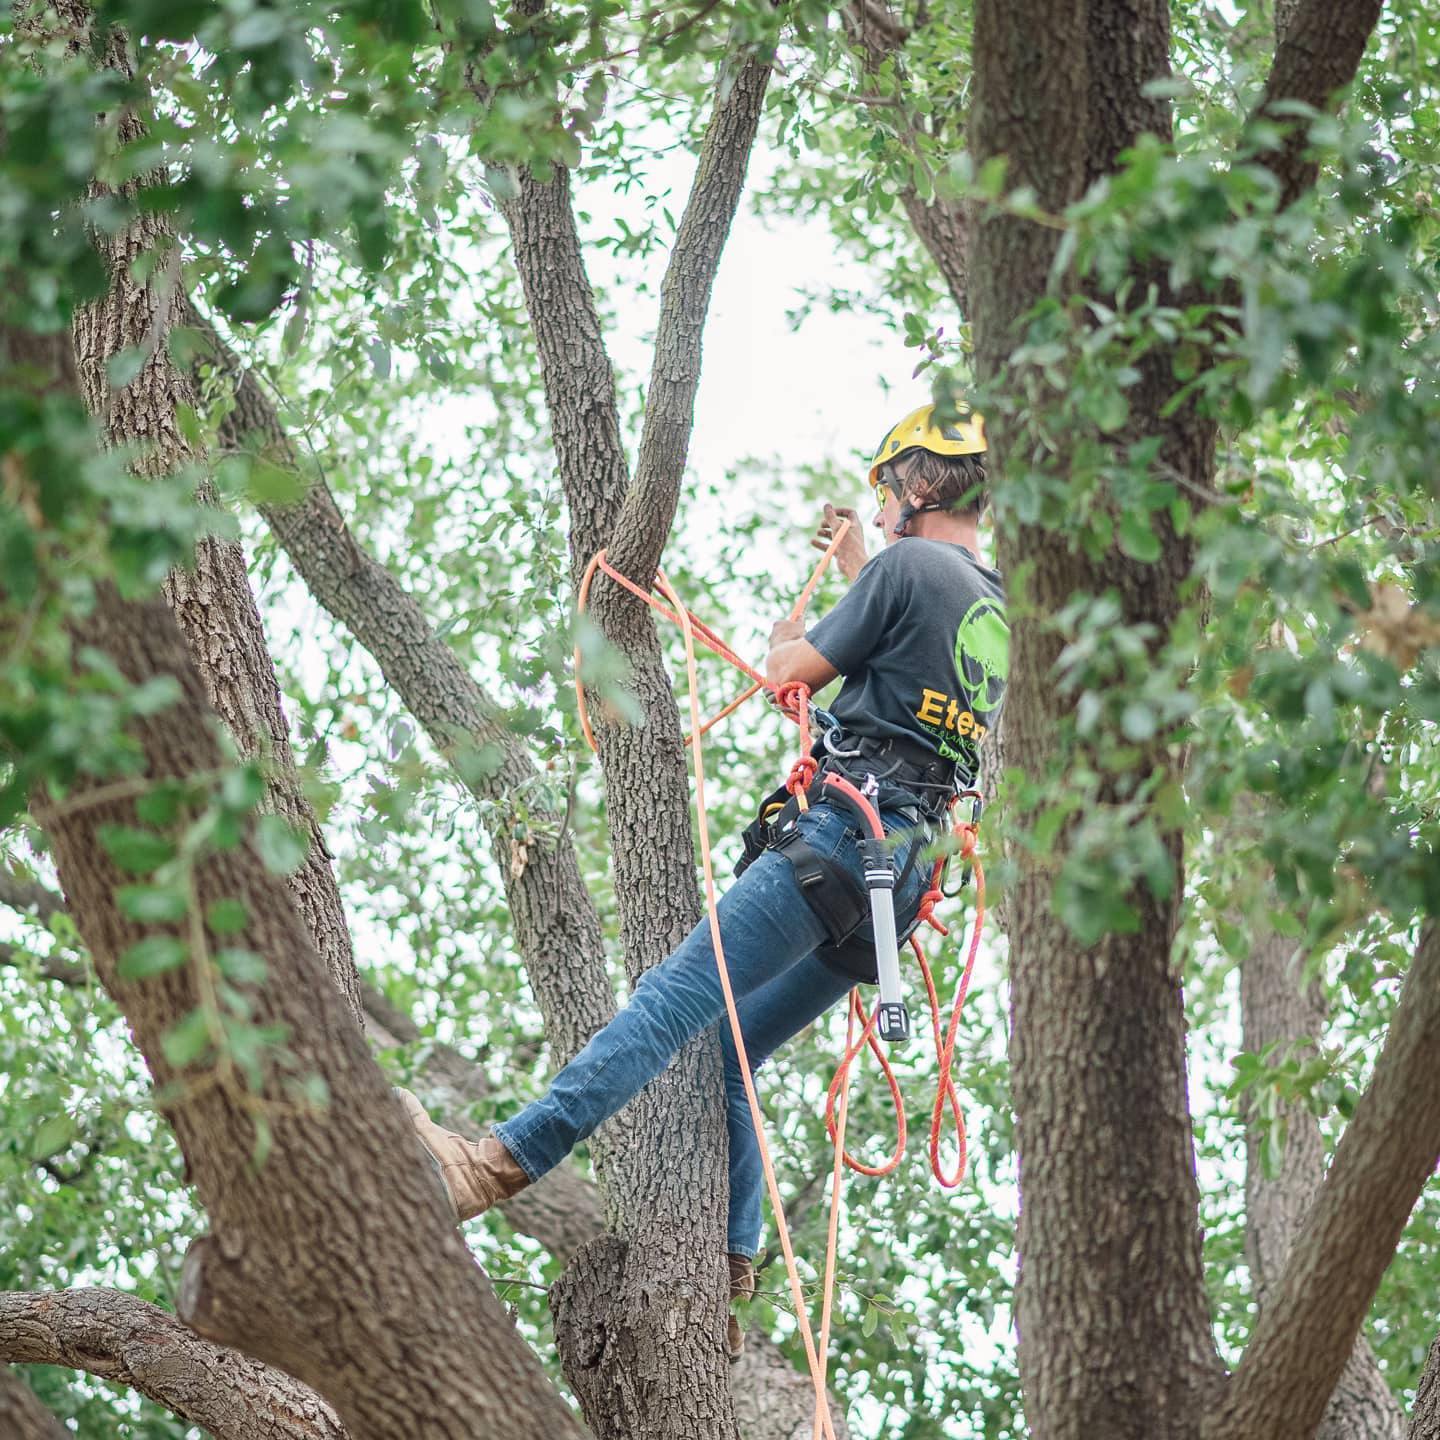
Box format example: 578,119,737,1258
787,754,818,796
917,882,950,936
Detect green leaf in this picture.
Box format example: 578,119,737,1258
216,948,267,984
245,461,307,507
118,935,187,979
116,884,189,924
98,825,176,875
106,346,147,390
221,764,266,813
29,1112,77,1161
1118,511,1161,564
161,1009,213,1068
1261,1116,1288,1181
255,814,307,875
136,781,186,827
206,898,249,935
1120,703,1156,742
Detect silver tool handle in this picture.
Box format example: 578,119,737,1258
868,885,911,1043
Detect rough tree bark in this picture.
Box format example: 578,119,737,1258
1412,1341,1440,1440
967,0,1388,1435
1241,925,1404,1440
0,1366,68,1440
493,40,777,1440
38,0,365,1032
36,587,584,1440
0,1290,347,1440
970,3,1221,1434
5,305,586,1437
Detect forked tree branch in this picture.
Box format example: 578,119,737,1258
0,1290,347,1440
483,27,779,1438
1207,923,1440,1440
605,50,772,582
1253,0,1385,209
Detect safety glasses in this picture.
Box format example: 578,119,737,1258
874,481,892,507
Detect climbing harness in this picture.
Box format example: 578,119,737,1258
574,527,986,1440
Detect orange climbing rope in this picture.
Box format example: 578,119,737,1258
574,529,986,1436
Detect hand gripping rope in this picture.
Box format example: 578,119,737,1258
574,526,986,1440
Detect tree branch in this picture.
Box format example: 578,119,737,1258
184,297,617,1067
0,1366,68,1440
1208,922,1440,1440
605,49,771,583
1253,0,1385,209
0,1290,347,1440
839,0,970,313
0,873,65,925
1241,925,1404,1440
34,0,366,1032
497,159,632,576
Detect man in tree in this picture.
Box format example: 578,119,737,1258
403,403,1006,1356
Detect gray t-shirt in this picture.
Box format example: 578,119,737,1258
806,538,1008,781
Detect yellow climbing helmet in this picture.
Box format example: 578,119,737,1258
868,403,987,487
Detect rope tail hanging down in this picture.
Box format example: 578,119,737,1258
574,523,986,1439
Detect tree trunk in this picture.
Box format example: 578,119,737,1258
495,46,774,1439
39,588,582,1440
49,0,364,1031
969,3,1221,1434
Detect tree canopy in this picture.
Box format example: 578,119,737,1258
3,0,1440,1437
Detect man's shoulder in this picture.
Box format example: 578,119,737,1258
885,538,1004,592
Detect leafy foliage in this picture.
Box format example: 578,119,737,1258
3,0,1440,1434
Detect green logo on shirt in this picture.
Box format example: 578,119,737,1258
954,598,1009,714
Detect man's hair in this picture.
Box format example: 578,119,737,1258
894,448,988,517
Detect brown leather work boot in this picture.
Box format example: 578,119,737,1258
397,1088,530,1223
727,1252,755,1363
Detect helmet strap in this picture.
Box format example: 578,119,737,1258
892,500,943,536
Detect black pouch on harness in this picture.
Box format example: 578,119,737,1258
735,791,927,985
771,824,890,983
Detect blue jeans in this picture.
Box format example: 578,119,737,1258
493,800,930,1258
